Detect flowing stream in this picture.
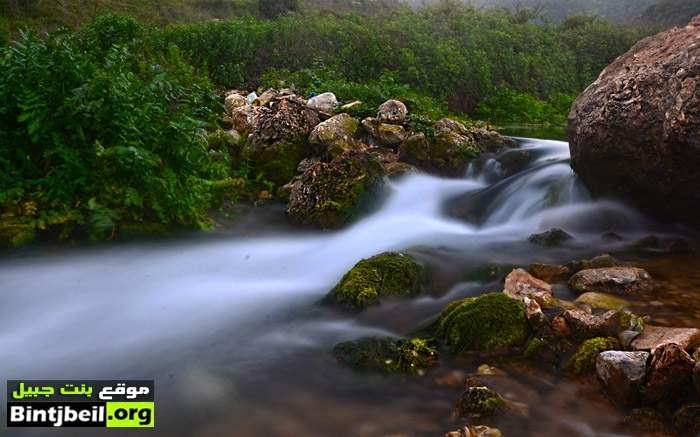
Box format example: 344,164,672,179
1,138,698,436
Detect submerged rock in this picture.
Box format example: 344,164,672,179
695,361,700,397
323,252,423,310
561,309,621,340
596,350,650,406
503,268,553,306
287,150,384,229
459,386,506,417
528,263,571,283
436,293,529,354
673,403,700,436
567,17,700,227
332,336,437,374
564,337,619,375
642,343,695,404
377,99,408,124
575,292,631,311
624,408,674,435
631,325,700,353
568,267,655,296
566,253,626,273
247,95,320,185
308,113,360,158
528,228,573,247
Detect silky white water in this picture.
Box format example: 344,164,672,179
0,138,674,436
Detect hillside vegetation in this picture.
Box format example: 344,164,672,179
0,1,646,244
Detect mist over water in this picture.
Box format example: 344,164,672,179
0,138,680,436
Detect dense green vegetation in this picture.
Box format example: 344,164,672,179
0,1,647,244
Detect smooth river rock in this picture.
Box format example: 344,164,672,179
631,325,700,353
503,268,553,306
567,16,700,226
642,343,695,404
568,267,654,296
596,350,650,406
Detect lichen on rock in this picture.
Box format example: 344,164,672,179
322,252,424,310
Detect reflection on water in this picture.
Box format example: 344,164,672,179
1,138,697,436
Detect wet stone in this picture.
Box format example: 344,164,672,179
503,268,553,306
528,263,571,283
596,350,649,407
568,267,655,296
631,326,700,353
528,228,573,247
561,308,620,340
642,343,695,404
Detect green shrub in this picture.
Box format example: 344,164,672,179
0,31,227,242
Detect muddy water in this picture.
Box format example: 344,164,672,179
1,138,698,436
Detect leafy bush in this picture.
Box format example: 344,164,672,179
474,88,576,125
0,28,227,241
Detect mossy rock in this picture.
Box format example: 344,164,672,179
575,292,631,311
0,223,36,248
460,386,506,416
563,336,619,375
522,325,576,367
332,336,438,375
430,130,479,176
287,150,385,229
465,264,519,283
250,140,307,187
323,252,424,310
435,293,529,354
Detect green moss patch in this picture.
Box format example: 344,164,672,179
435,293,529,354
564,336,619,375
323,252,424,310
332,337,438,375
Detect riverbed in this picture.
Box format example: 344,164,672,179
2,138,698,436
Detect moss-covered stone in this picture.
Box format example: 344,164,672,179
247,94,320,186
435,293,529,354
288,150,386,229
459,386,506,416
465,264,518,283
250,140,307,187
522,325,576,367
308,113,360,159
323,252,424,310
332,336,438,375
575,292,631,311
0,223,36,248
564,336,619,375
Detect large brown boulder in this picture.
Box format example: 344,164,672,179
567,17,700,226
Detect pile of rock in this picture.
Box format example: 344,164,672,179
219,89,515,228
321,249,699,434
